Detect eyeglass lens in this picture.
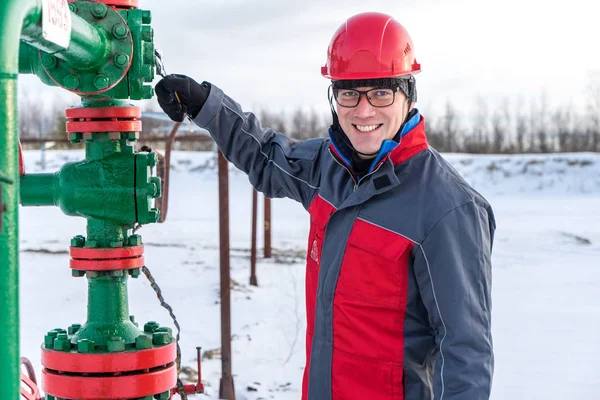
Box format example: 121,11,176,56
334,88,395,107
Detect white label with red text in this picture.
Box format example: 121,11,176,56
41,0,72,49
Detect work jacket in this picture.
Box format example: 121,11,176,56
193,85,496,400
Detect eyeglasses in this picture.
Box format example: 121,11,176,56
332,86,399,108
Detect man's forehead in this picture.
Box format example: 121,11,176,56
341,86,377,91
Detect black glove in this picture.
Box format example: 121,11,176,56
155,74,211,122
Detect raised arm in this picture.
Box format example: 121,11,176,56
156,75,323,208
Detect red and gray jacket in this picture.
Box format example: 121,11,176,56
193,85,495,400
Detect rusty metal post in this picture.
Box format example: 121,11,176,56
250,189,258,286
263,195,272,258
157,121,181,223
218,150,235,400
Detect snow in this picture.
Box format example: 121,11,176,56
18,150,600,399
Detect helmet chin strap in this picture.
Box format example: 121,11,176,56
328,86,340,128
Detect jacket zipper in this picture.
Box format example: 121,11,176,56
328,148,359,190
328,147,388,191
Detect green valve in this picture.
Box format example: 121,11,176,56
3,0,161,394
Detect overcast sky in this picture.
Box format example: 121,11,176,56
21,0,600,119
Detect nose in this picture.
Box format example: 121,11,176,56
353,94,376,119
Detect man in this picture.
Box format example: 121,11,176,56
156,12,495,400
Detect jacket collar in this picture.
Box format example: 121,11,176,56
389,115,429,166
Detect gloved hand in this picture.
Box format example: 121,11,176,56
155,74,211,122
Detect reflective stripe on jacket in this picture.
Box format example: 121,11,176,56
193,85,496,400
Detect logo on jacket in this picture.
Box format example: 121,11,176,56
310,239,319,265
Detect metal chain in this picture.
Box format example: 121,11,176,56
142,266,188,400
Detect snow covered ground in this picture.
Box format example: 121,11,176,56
18,150,600,399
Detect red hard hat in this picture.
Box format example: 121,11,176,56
321,12,421,80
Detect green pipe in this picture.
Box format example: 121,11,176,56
19,173,54,206
0,0,39,397
70,274,140,347
20,1,110,71
18,42,56,86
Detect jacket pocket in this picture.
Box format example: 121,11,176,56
332,349,403,400
335,219,412,308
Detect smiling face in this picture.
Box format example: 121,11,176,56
336,87,410,158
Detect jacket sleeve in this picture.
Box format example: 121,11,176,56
192,84,323,209
413,201,495,399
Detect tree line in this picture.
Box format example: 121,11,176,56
18,83,600,154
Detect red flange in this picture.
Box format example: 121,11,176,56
42,364,176,399
66,106,141,119
65,106,142,134
70,245,144,271
66,120,141,133
42,342,176,373
70,245,144,259
70,256,145,271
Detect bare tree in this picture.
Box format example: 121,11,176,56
439,99,461,152
514,96,528,153
468,95,489,153
536,92,552,153
488,99,509,154
259,109,287,135
553,103,574,152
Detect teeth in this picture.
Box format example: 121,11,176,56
354,124,381,133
